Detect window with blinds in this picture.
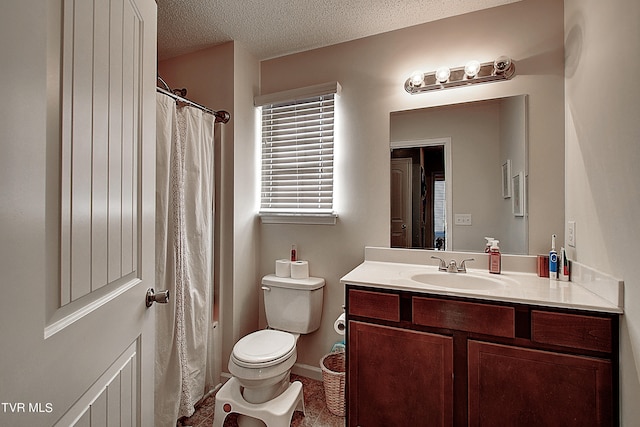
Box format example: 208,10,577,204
259,86,338,223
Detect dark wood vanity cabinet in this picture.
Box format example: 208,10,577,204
467,340,613,426
346,286,618,427
349,321,454,426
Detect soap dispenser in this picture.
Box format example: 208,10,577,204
484,237,494,253
489,240,501,274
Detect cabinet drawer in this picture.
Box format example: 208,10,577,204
531,310,612,353
348,289,400,322
413,297,515,338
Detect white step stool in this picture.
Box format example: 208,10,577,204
212,377,305,427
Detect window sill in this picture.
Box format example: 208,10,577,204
259,212,338,225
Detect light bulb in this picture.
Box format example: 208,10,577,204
464,60,481,78
435,66,450,83
410,71,424,87
494,56,512,74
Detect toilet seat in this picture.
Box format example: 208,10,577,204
231,330,296,369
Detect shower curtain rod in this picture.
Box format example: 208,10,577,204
157,76,230,124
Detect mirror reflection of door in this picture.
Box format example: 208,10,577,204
391,158,412,247
391,146,445,249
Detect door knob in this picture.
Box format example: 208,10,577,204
146,288,170,307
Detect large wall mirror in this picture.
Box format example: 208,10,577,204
390,95,528,254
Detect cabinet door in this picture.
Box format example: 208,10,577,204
348,321,454,427
468,341,613,427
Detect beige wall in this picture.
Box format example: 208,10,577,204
231,43,261,365
565,0,640,424
260,0,564,373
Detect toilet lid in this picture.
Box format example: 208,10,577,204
232,330,296,367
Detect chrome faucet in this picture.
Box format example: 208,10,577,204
431,256,475,273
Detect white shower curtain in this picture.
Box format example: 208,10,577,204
155,93,216,427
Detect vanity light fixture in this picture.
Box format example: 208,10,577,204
409,71,425,87
464,60,481,78
405,55,516,94
435,66,451,83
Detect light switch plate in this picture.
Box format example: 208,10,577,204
568,221,576,247
455,214,472,226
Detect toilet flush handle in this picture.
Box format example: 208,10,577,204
261,286,271,291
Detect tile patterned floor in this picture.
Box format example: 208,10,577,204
179,374,345,427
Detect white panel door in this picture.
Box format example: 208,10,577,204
0,0,157,426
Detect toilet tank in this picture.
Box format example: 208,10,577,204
262,274,325,334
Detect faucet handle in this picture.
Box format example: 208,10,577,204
431,256,447,271
458,258,475,273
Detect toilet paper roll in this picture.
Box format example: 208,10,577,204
290,260,309,279
275,259,291,277
334,313,346,335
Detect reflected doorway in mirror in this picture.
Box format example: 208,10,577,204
390,138,450,250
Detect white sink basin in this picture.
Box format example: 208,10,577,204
410,272,507,291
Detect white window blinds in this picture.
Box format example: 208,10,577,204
259,86,337,219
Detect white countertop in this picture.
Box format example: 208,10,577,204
340,255,623,314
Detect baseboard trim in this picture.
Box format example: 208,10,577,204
221,362,323,383
292,362,323,382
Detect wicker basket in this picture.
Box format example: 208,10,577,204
319,350,346,417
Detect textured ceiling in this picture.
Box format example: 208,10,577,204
157,0,520,61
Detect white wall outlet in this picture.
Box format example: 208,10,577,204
454,213,472,226
568,221,576,247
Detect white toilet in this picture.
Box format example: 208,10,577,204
222,274,325,427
